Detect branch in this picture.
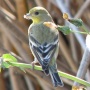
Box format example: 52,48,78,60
55,0,86,50
4,61,90,87
73,47,90,86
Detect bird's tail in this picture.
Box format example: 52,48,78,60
49,69,64,87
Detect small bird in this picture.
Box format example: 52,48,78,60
24,7,64,87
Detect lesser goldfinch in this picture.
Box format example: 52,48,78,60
24,7,64,87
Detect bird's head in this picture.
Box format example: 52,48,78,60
24,7,53,24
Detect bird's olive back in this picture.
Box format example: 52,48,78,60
29,23,59,44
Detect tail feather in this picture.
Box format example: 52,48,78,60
50,72,64,87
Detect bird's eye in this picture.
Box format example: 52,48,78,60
35,12,39,15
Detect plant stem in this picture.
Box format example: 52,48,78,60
73,47,90,86
70,30,88,34
7,61,90,87
81,24,90,34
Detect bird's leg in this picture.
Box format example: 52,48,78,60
31,58,38,70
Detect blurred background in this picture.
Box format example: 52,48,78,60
0,0,90,90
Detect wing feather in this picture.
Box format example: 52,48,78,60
29,35,59,70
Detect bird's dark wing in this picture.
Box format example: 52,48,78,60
29,36,43,66
29,35,58,70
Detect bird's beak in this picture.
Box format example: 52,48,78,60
24,13,31,20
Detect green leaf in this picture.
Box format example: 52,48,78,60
2,53,17,68
57,25,71,35
68,19,83,27
57,25,88,35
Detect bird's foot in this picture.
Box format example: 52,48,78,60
31,61,35,70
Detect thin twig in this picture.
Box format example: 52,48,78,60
0,9,28,44
34,0,43,6
59,34,77,72
50,0,85,50
73,47,90,86
4,61,90,87
0,70,6,90
75,0,90,18
4,0,16,13
0,20,32,62
9,67,20,90
65,0,78,64
24,76,35,90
